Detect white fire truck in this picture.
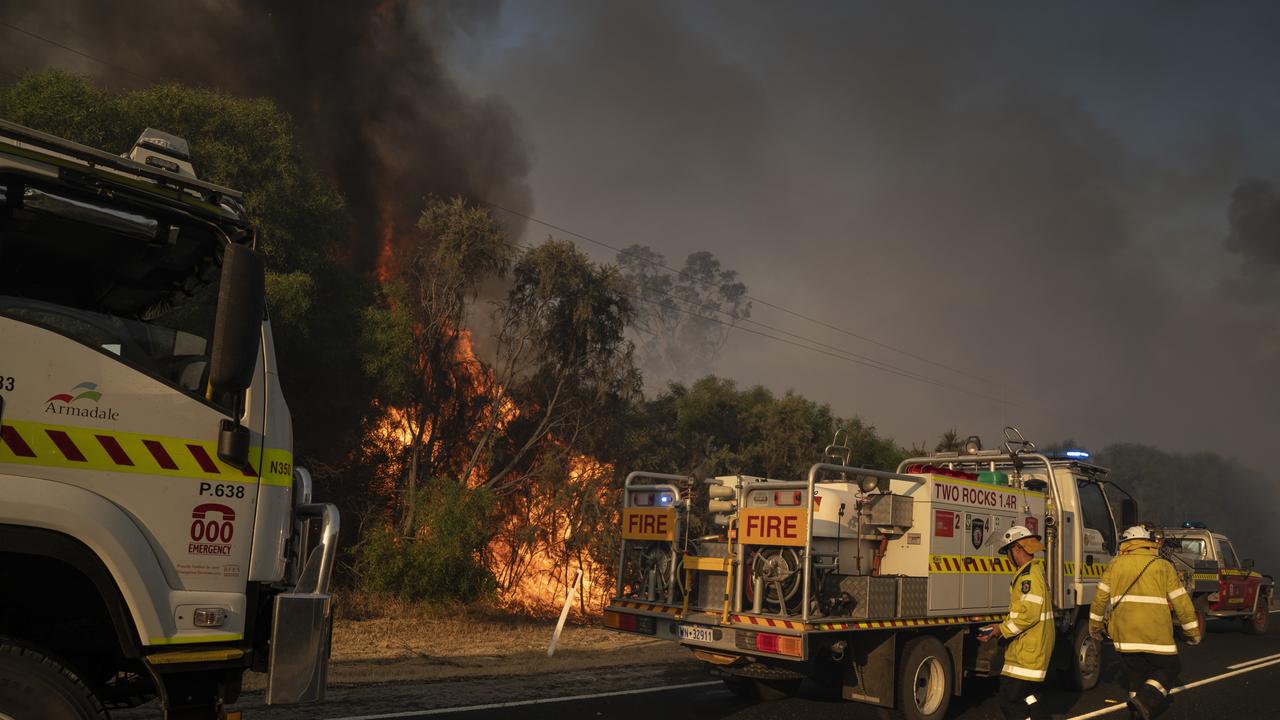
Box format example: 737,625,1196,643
605,429,1139,720
1160,523,1273,635
0,120,338,719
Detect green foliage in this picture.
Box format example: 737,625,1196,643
627,376,907,480
417,195,515,285
0,70,371,475
352,481,496,602
0,70,348,275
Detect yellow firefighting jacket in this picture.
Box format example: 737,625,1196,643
999,559,1055,680
1089,540,1200,654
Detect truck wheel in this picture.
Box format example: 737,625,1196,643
1062,621,1101,690
0,639,106,720
894,636,953,720
720,675,800,700
1245,601,1269,635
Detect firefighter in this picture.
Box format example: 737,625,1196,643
979,525,1054,720
1090,525,1201,720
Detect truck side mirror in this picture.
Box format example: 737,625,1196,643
1120,498,1138,529
210,243,265,397
210,243,263,469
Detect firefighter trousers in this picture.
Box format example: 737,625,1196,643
998,677,1048,720
1120,652,1181,718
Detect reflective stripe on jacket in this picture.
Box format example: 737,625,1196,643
1000,558,1055,680
1089,540,1200,654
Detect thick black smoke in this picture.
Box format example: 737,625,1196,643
0,0,531,269
1225,178,1280,301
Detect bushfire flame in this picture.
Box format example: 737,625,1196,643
372,221,611,615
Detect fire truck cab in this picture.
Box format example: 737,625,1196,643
0,120,338,719
1161,523,1272,635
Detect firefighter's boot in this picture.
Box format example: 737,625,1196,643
1130,680,1170,720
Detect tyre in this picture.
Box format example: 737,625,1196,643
1245,599,1269,635
894,635,953,720
0,639,106,720
1061,621,1101,690
720,675,801,700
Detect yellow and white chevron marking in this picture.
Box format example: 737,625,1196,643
930,555,1017,574
1063,561,1108,579
929,555,1108,578
608,602,1011,634
810,613,1005,631
730,614,805,630
1220,569,1264,579
613,600,682,616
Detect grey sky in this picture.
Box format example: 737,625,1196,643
449,1,1280,465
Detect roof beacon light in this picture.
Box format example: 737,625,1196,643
128,128,198,179
1064,450,1090,459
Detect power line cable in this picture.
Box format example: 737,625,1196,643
628,291,1088,426
3,16,997,394
2,19,1071,429
507,233,966,392
482,200,999,388
509,227,1087,426
629,292,1009,404
0,20,154,83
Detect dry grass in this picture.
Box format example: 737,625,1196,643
275,591,689,687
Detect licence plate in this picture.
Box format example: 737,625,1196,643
678,624,716,643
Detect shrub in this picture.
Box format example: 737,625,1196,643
352,481,495,602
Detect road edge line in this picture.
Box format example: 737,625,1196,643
1227,651,1280,670
1067,656,1280,719
323,680,724,720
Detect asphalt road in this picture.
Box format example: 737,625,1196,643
316,614,1280,720
119,613,1280,719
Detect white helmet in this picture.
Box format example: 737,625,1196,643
998,525,1041,554
1121,525,1152,543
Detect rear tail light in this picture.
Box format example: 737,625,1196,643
631,492,654,507
603,611,656,635
735,629,802,657
773,490,803,506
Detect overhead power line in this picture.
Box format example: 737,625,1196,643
2,19,1075,428
481,200,999,389
502,212,1091,427
0,20,154,83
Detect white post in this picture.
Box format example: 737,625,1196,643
547,567,583,657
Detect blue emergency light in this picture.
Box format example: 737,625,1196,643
1064,450,1090,459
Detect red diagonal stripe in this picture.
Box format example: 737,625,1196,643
0,426,36,457
95,435,133,466
143,440,178,470
93,430,133,466
46,430,86,462
187,444,219,474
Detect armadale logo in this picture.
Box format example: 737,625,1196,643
45,381,119,421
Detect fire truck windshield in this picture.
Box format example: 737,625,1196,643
0,213,229,407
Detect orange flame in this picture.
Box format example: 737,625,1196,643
370,205,611,616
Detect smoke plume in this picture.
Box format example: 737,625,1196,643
0,0,531,269
1225,178,1280,301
